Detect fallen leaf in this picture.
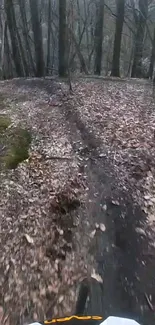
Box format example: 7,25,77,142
99,223,106,232
91,269,103,283
90,229,96,238
95,223,100,229
24,234,34,244
58,295,64,303
135,227,146,236
111,200,120,206
40,287,46,296
102,204,107,211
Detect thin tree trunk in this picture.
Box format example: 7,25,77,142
70,19,87,68
68,27,88,74
94,0,104,75
46,0,52,75
5,0,24,76
18,0,35,75
0,0,6,77
131,0,148,78
77,0,81,39
148,26,155,79
29,0,45,77
59,0,67,77
84,0,89,58
16,28,29,76
111,0,125,77
4,26,14,79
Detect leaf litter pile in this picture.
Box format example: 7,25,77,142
1,78,155,324
0,79,93,325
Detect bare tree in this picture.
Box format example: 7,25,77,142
5,0,24,76
29,0,44,77
111,0,125,77
148,25,155,79
131,0,148,78
18,0,35,75
59,0,67,77
46,0,52,75
94,0,104,75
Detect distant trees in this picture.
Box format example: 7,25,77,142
111,0,125,77
5,0,24,76
0,0,155,80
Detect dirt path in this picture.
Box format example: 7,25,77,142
61,90,155,325
1,78,155,325
58,80,155,325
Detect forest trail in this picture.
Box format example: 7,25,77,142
0,78,155,325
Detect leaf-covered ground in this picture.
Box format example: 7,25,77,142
0,78,155,325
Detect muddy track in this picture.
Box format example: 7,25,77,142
60,102,155,325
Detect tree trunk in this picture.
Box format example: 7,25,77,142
16,28,29,76
4,25,14,79
111,0,125,77
29,0,44,77
46,0,52,75
0,0,6,77
131,0,148,78
59,0,67,77
5,0,24,77
94,0,104,75
69,27,88,74
148,26,155,80
18,0,36,75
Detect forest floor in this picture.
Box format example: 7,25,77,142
1,77,155,325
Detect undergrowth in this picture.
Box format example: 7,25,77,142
0,115,11,133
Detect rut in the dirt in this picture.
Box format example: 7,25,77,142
58,93,155,325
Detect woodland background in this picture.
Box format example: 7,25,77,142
0,0,155,80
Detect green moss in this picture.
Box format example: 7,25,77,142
0,94,7,110
4,128,32,169
0,115,11,133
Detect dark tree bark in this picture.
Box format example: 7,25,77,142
5,0,24,76
16,27,29,76
148,26,155,80
3,25,14,79
29,0,44,77
111,0,125,77
46,0,52,75
131,0,148,78
94,0,104,75
18,0,35,75
59,0,67,77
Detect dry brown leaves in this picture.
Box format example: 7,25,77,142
0,80,92,325
1,77,155,324
67,79,155,228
